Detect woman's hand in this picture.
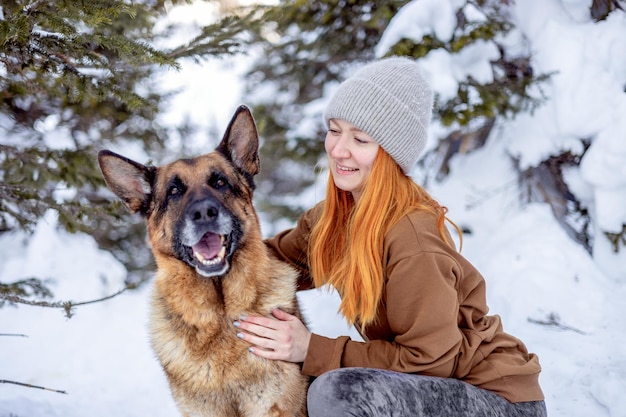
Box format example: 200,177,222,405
234,308,311,363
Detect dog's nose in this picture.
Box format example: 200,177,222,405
187,199,220,223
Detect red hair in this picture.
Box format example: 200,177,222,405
309,149,460,327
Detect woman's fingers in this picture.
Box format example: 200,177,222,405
237,314,280,330
234,315,289,343
237,328,276,350
234,309,311,362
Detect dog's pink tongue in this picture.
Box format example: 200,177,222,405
192,233,221,259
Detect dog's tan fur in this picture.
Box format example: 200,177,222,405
98,106,308,417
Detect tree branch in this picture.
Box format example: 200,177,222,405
527,312,586,335
0,379,67,394
0,287,128,318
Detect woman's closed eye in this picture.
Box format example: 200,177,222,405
354,136,372,144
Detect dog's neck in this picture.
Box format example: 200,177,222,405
152,244,275,320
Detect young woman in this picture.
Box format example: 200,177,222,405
233,57,547,417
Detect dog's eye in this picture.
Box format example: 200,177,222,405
168,185,181,196
209,174,229,190
166,176,186,198
167,182,185,197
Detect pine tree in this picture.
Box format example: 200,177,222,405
0,0,253,304
242,0,409,225
242,0,550,225
243,0,611,253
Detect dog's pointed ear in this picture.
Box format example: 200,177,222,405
218,105,260,177
98,150,154,215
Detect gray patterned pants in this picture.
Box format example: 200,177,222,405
307,368,547,417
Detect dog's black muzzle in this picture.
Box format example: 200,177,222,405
179,196,235,278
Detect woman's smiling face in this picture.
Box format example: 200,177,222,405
325,118,380,202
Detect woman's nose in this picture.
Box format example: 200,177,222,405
328,134,350,159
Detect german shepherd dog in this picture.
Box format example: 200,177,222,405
98,106,308,417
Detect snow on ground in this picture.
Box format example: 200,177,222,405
2,0,626,416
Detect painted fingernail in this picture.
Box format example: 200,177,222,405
233,321,241,327
248,347,254,353
236,332,245,339
239,315,247,321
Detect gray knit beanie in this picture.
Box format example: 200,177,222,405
324,56,433,174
